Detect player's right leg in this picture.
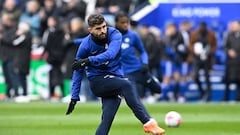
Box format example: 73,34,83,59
95,96,121,135
118,79,165,135
143,118,165,135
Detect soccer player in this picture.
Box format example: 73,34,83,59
66,14,165,135
114,12,162,101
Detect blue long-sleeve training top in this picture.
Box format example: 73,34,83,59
71,27,123,100
120,29,148,74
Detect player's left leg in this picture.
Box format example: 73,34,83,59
143,73,162,94
129,71,161,94
96,96,121,135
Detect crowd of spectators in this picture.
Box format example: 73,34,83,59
0,0,240,103
0,0,148,102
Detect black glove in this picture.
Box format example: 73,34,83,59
66,99,77,115
72,58,90,70
141,64,149,73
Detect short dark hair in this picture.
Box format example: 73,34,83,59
115,12,128,22
87,14,105,27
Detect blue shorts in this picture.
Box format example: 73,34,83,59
161,60,191,77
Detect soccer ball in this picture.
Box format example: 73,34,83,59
164,111,182,127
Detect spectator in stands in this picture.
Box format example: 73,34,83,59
0,13,18,99
95,0,132,15
189,22,217,102
20,0,41,45
139,25,164,83
12,22,32,102
41,16,65,101
39,0,59,36
95,0,111,14
108,0,132,14
95,0,133,27
0,1,4,9
179,20,193,102
179,20,192,49
59,0,87,21
161,22,189,102
223,20,240,102
1,0,22,22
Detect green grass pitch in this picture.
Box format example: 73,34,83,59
0,101,240,135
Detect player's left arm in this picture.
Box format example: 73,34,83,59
73,38,84,45
134,32,149,73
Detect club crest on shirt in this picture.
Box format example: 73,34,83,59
105,43,109,49
121,37,130,49
124,37,130,43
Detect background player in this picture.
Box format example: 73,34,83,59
115,12,162,102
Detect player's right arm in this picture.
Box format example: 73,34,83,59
66,68,84,115
71,39,89,101
66,39,89,115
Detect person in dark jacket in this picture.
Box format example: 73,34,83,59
41,16,65,100
0,13,18,99
1,0,22,22
39,0,59,36
223,20,240,102
59,0,87,21
11,22,32,102
140,25,164,82
189,22,217,102
161,22,189,102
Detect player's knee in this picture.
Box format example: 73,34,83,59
121,79,132,90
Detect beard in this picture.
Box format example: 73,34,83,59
91,32,108,45
92,32,107,40
98,33,107,39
